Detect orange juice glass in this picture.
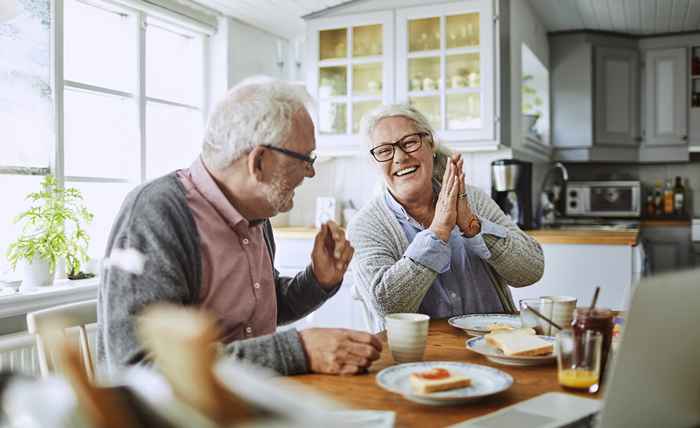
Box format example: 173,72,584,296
555,329,602,394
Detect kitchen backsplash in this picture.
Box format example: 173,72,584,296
563,161,700,217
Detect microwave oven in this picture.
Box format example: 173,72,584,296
565,181,641,218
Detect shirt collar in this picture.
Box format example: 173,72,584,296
190,157,249,229
384,189,411,220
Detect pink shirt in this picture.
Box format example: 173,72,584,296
176,158,277,343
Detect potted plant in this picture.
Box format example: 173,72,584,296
6,176,94,288
522,74,543,137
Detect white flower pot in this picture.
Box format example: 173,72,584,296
21,256,52,289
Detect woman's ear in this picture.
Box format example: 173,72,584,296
248,146,265,182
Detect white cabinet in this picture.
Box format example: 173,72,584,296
396,1,495,145
594,47,639,146
304,0,498,155
644,48,688,146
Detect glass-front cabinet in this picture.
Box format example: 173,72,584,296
306,12,394,154
305,1,495,154
397,1,495,144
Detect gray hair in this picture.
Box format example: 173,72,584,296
358,103,452,185
202,75,314,171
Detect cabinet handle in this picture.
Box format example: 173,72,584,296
682,135,688,141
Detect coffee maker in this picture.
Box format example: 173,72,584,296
491,159,533,230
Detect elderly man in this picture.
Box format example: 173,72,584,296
96,76,381,377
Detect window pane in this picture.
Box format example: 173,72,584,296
318,102,347,134
408,57,440,92
319,28,346,60
0,0,51,167
64,88,139,179
353,24,382,57
352,63,382,96
0,175,45,273
319,66,347,97
67,181,135,261
352,100,381,134
447,53,480,89
146,102,202,179
409,96,441,130
447,93,481,130
408,18,440,52
64,0,136,92
146,20,203,106
446,13,480,49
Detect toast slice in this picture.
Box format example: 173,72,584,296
409,368,471,394
486,323,514,332
485,330,553,356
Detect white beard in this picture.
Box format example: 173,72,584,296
265,170,294,215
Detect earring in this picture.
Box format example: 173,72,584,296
433,152,437,159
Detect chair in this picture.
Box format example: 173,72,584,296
26,299,97,380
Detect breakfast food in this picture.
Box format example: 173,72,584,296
409,368,471,394
486,323,514,332
485,329,553,356
486,327,536,337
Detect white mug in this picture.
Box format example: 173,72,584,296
540,295,577,334
385,313,430,363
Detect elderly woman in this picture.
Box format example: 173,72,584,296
348,104,544,332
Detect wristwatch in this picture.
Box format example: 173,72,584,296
462,216,481,238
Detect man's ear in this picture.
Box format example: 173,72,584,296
247,146,266,182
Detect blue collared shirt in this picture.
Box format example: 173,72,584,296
385,190,508,318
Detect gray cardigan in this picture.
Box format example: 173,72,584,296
96,173,335,377
348,184,544,332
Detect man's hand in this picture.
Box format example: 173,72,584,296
310,221,354,289
298,328,382,375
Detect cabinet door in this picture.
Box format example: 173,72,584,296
396,0,495,145
595,47,639,146
644,48,688,146
306,12,394,155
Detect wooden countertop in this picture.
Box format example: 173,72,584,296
273,226,640,246
285,320,595,428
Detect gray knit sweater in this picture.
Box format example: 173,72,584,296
348,182,544,332
96,173,334,377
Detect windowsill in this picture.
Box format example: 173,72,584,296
0,277,99,319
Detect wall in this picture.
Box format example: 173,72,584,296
563,161,700,217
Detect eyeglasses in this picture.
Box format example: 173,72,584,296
262,144,317,168
369,132,431,162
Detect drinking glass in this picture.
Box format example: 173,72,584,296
519,297,554,335
556,329,602,394
385,313,430,362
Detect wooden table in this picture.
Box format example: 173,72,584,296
286,320,595,428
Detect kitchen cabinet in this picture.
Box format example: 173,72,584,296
640,225,692,274
643,48,688,147
304,0,498,155
550,33,640,162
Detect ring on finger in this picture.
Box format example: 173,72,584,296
458,193,467,200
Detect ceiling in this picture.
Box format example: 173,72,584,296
193,0,350,39
529,0,700,35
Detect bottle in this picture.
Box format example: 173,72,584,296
645,193,655,218
674,176,685,216
654,181,663,217
663,180,674,216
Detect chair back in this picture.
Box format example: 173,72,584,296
26,300,97,380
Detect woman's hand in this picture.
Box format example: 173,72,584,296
429,159,459,241
452,154,480,237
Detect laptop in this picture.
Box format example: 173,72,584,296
451,268,700,428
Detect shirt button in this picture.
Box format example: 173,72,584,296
254,282,261,289
451,292,458,299
245,326,252,334
242,238,250,245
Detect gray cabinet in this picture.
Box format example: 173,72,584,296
643,48,688,147
595,47,639,146
550,33,639,162
640,225,692,275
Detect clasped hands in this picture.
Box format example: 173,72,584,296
429,154,480,241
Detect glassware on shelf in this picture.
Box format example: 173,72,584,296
353,24,382,57
319,66,347,96
408,57,440,92
319,102,347,134
408,17,439,52
446,13,479,49
446,53,480,89
352,63,382,96
447,93,480,130
352,100,382,133
409,96,440,130
320,28,347,60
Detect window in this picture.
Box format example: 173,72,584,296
0,0,208,275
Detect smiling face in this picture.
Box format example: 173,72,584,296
370,116,434,203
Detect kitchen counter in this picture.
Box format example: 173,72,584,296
274,226,640,246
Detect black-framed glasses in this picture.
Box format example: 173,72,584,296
262,144,317,167
369,132,431,162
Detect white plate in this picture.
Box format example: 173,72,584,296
375,361,513,405
465,335,557,366
448,314,522,336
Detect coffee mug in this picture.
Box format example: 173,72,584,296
541,295,577,332
385,313,430,363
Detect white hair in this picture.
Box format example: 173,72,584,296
202,75,314,171
359,103,453,185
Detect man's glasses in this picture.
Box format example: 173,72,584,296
262,144,316,168
369,132,431,162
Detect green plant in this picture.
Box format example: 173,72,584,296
6,176,93,277
522,74,543,116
